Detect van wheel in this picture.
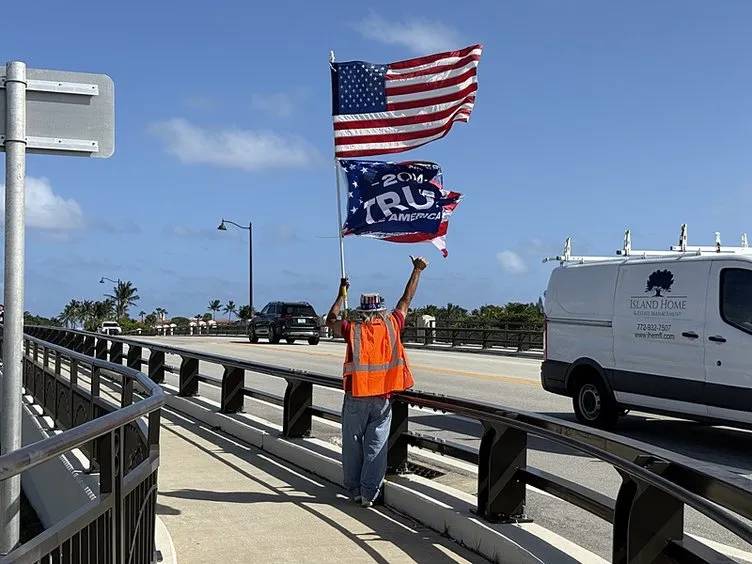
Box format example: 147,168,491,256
572,377,619,429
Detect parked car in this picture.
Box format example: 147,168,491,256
249,301,321,345
98,320,122,335
542,229,752,429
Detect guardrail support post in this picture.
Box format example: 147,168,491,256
220,366,244,414
109,341,124,365
282,379,312,438
477,423,527,522
148,350,165,384
95,338,108,361
387,398,408,474
82,335,95,357
612,459,683,564
127,345,142,371
178,356,199,397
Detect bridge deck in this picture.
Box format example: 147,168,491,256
157,407,484,564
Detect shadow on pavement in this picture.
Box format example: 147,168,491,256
159,407,483,564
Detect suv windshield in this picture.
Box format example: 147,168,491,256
102,322,118,327
281,304,316,316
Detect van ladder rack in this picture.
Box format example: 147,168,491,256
544,224,751,265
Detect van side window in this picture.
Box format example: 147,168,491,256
720,268,752,335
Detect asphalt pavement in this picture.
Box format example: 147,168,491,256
132,335,752,561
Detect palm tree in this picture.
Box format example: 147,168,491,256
106,280,140,319
223,300,237,321
59,299,82,328
139,310,147,322
154,307,167,321
238,305,253,322
208,299,222,320
80,300,95,327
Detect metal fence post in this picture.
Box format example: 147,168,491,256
476,422,527,522
95,338,108,361
282,379,312,437
612,458,683,564
98,427,125,563
127,345,142,371
178,356,199,397
387,398,409,474
220,366,244,414
109,340,124,365
148,350,165,384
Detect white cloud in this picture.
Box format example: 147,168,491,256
355,13,464,54
251,92,297,118
150,118,319,171
497,250,528,275
0,177,83,231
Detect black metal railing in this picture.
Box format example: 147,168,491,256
124,323,545,353
0,330,164,564
25,325,752,564
401,325,543,351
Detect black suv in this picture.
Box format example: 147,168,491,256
249,301,321,345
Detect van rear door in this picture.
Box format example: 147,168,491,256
704,262,752,425
612,260,709,417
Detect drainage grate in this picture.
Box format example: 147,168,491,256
405,461,445,479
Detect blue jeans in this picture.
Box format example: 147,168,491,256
341,393,392,503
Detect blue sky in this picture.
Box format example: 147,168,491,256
3,1,752,318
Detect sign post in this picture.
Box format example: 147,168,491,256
0,62,114,554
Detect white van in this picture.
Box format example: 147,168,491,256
541,229,752,428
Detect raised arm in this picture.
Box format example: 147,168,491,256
396,256,429,317
326,278,349,336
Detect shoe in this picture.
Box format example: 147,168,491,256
353,495,362,504
361,499,373,508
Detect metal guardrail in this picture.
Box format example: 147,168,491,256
0,330,165,564
124,323,545,352
401,325,543,351
25,325,752,564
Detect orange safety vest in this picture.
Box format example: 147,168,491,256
343,313,414,397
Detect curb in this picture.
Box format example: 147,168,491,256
160,386,604,564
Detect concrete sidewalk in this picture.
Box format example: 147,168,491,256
157,407,486,564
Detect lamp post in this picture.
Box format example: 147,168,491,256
217,219,253,318
99,276,121,285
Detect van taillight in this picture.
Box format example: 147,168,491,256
543,319,548,360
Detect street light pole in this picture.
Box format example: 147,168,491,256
217,219,253,317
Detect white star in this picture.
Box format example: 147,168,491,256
350,206,358,214
352,181,358,188
348,164,356,170
358,198,363,204
348,191,353,198
360,167,368,173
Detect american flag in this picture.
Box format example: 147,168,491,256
331,44,483,158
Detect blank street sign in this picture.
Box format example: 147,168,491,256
0,67,114,158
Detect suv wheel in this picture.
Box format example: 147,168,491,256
308,337,320,346
248,326,259,344
269,326,281,344
285,338,296,344
572,375,619,429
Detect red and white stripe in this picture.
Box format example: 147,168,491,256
334,45,482,158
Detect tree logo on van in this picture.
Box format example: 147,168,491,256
645,269,674,297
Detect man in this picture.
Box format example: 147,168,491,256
326,256,429,507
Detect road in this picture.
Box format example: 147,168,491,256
133,336,752,561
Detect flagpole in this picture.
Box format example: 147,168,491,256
330,50,348,310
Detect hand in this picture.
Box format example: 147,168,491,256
338,277,350,298
410,256,428,271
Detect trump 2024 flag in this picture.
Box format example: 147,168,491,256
340,160,462,257
331,44,482,158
